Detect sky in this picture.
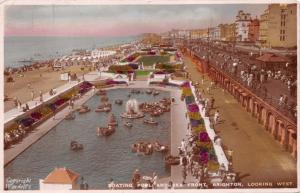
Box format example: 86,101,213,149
5,4,268,37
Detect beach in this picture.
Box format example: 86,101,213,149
4,66,91,112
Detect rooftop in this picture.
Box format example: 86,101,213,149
43,168,80,184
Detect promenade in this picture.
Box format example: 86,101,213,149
184,55,297,186
4,71,100,124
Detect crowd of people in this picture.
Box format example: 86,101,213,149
190,42,297,120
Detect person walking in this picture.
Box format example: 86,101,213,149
39,90,43,103
181,139,187,153
13,97,18,107
25,103,29,111
210,97,215,109
182,166,187,185
31,90,35,101
214,110,220,125
17,100,21,110
152,172,158,189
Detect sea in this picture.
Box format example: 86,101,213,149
4,35,139,68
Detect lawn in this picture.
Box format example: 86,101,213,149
137,55,170,66
135,70,151,76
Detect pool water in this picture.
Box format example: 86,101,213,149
4,88,171,189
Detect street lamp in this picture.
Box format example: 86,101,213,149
207,27,210,65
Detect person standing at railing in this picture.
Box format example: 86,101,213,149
279,95,284,107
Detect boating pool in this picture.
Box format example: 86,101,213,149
4,88,171,189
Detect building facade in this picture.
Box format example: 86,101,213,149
235,10,251,42
267,4,297,48
219,23,236,42
259,9,269,47
209,27,221,41
248,18,260,42
189,28,209,40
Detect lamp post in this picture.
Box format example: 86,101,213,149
207,27,210,65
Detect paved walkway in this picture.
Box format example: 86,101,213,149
169,89,197,184
184,55,297,187
4,71,100,124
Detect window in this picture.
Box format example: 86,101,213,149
283,36,285,41
280,36,282,41
283,30,285,34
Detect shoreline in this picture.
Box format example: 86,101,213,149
4,36,139,69
3,39,139,112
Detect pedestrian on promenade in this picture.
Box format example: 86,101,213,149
206,87,210,94
182,166,187,185
13,97,18,107
187,122,190,131
17,100,21,110
279,95,284,106
210,97,215,109
214,110,220,125
152,172,158,189
53,108,57,120
68,100,72,109
31,90,35,101
227,149,233,162
181,139,187,152
39,91,43,102
25,103,29,111
71,100,74,109
283,94,288,108
219,164,226,177
263,86,267,99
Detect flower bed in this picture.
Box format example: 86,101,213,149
31,112,42,121
121,52,141,62
20,117,35,127
108,65,134,73
79,81,93,94
181,82,219,168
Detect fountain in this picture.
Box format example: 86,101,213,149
121,99,144,119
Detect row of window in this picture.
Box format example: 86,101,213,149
280,35,286,41
280,29,286,35
281,21,286,27
281,14,286,20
